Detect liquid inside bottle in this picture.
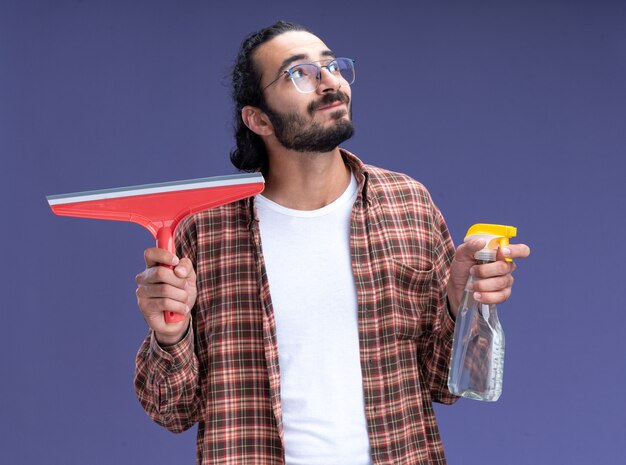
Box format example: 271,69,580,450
448,260,505,401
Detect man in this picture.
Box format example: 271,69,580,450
134,21,530,465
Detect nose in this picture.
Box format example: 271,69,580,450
316,67,341,93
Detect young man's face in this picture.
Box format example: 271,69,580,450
254,30,354,152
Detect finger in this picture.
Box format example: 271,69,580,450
137,294,190,318
473,287,512,305
143,264,188,288
471,260,514,279
497,243,531,261
137,282,189,303
144,247,180,268
471,274,514,293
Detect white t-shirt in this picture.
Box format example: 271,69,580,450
256,174,372,465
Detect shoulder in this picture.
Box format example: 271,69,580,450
358,162,454,272
176,198,251,246
341,149,438,214
180,198,250,229
364,163,436,209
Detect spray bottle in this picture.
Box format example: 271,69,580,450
448,223,517,401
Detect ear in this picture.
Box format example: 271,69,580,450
241,106,273,136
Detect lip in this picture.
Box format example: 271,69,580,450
316,101,346,111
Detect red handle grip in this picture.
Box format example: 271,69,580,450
164,310,186,323
157,226,186,324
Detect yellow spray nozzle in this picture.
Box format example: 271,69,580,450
466,223,517,239
465,223,517,262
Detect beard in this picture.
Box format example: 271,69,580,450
262,91,355,153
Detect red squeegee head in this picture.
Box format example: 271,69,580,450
47,173,265,323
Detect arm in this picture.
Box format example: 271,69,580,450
133,245,202,433
420,209,531,402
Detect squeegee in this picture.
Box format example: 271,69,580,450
47,173,265,322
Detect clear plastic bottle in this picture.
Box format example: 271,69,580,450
448,224,516,402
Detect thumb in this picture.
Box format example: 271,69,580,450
174,257,197,309
174,257,196,283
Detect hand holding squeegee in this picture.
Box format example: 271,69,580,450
47,173,265,323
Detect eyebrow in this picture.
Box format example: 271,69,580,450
276,49,336,76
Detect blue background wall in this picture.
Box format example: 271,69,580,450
2,1,625,463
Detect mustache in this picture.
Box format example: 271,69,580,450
308,91,350,114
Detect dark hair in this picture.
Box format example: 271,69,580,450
229,21,310,173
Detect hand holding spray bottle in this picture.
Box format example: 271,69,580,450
448,223,517,401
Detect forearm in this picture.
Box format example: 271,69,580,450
134,323,201,433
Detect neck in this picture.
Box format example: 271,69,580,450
262,147,351,210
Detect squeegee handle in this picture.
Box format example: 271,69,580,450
156,227,187,323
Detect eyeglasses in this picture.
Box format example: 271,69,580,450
263,57,356,93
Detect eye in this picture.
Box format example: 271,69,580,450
291,64,319,80
290,65,313,80
327,61,340,73
290,67,304,79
